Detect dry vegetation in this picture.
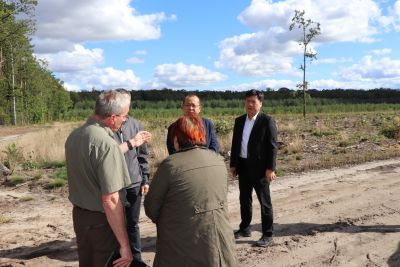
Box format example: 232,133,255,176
0,112,400,186
1,112,400,267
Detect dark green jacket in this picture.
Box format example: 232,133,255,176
144,147,237,267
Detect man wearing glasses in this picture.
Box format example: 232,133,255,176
166,94,219,154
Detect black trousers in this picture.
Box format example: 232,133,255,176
238,158,274,237
125,186,142,261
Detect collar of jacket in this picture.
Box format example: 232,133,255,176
176,144,207,153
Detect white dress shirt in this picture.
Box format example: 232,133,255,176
240,112,259,158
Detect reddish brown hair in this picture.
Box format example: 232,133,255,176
172,115,206,147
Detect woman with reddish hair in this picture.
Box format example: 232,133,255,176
144,115,237,267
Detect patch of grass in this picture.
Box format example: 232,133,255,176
33,170,44,180
0,215,14,224
47,178,67,188
9,175,25,186
380,116,400,140
54,167,67,180
287,135,303,154
337,132,350,147
39,160,66,169
20,196,35,202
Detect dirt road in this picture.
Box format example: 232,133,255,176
1,158,399,267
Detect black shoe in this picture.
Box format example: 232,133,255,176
234,229,251,239
255,236,273,247
131,260,150,267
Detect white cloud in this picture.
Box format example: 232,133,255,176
379,0,400,31
153,63,227,88
58,67,141,91
341,55,400,81
34,0,171,53
135,50,147,55
36,45,104,72
370,48,392,56
238,0,381,42
216,0,383,77
215,31,298,76
216,79,296,91
314,57,353,65
126,57,144,64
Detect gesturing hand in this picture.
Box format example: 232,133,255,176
131,131,152,147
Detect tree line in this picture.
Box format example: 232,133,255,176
0,0,71,125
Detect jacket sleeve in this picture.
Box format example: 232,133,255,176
207,120,219,153
166,122,176,155
136,121,150,185
144,161,170,223
265,117,279,171
230,117,240,168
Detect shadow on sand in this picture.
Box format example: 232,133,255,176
388,241,400,267
0,239,78,262
235,221,400,247
0,235,157,263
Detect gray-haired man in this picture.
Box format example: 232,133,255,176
65,90,133,267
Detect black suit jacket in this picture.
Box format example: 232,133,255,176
230,113,278,179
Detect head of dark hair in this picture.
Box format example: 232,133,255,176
172,114,206,148
245,89,264,102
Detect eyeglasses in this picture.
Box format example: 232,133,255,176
183,104,200,108
115,114,129,119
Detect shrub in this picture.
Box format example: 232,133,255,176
380,116,400,140
2,143,24,173
213,119,233,135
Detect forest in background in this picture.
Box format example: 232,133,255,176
67,88,400,120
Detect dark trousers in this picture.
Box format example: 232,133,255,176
72,206,118,267
238,159,274,237
125,186,143,261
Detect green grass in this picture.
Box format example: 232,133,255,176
9,176,25,186
47,178,67,188
54,167,67,180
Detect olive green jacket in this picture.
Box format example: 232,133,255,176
144,147,237,267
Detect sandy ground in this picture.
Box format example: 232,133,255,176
0,158,399,267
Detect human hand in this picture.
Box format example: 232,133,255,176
265,169,276,183
230,167,237,178
141,184,149,196
131,131,151,147
113,246,132,267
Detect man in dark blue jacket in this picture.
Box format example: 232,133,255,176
166,94,219,154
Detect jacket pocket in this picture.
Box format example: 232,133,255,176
193,201,225,214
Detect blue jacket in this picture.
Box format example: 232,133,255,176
167,117,219,155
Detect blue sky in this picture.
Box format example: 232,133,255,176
32,0,400,91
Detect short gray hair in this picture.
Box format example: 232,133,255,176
95,90,130,118
115,88,131,101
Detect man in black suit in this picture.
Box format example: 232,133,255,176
230,89,278,247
